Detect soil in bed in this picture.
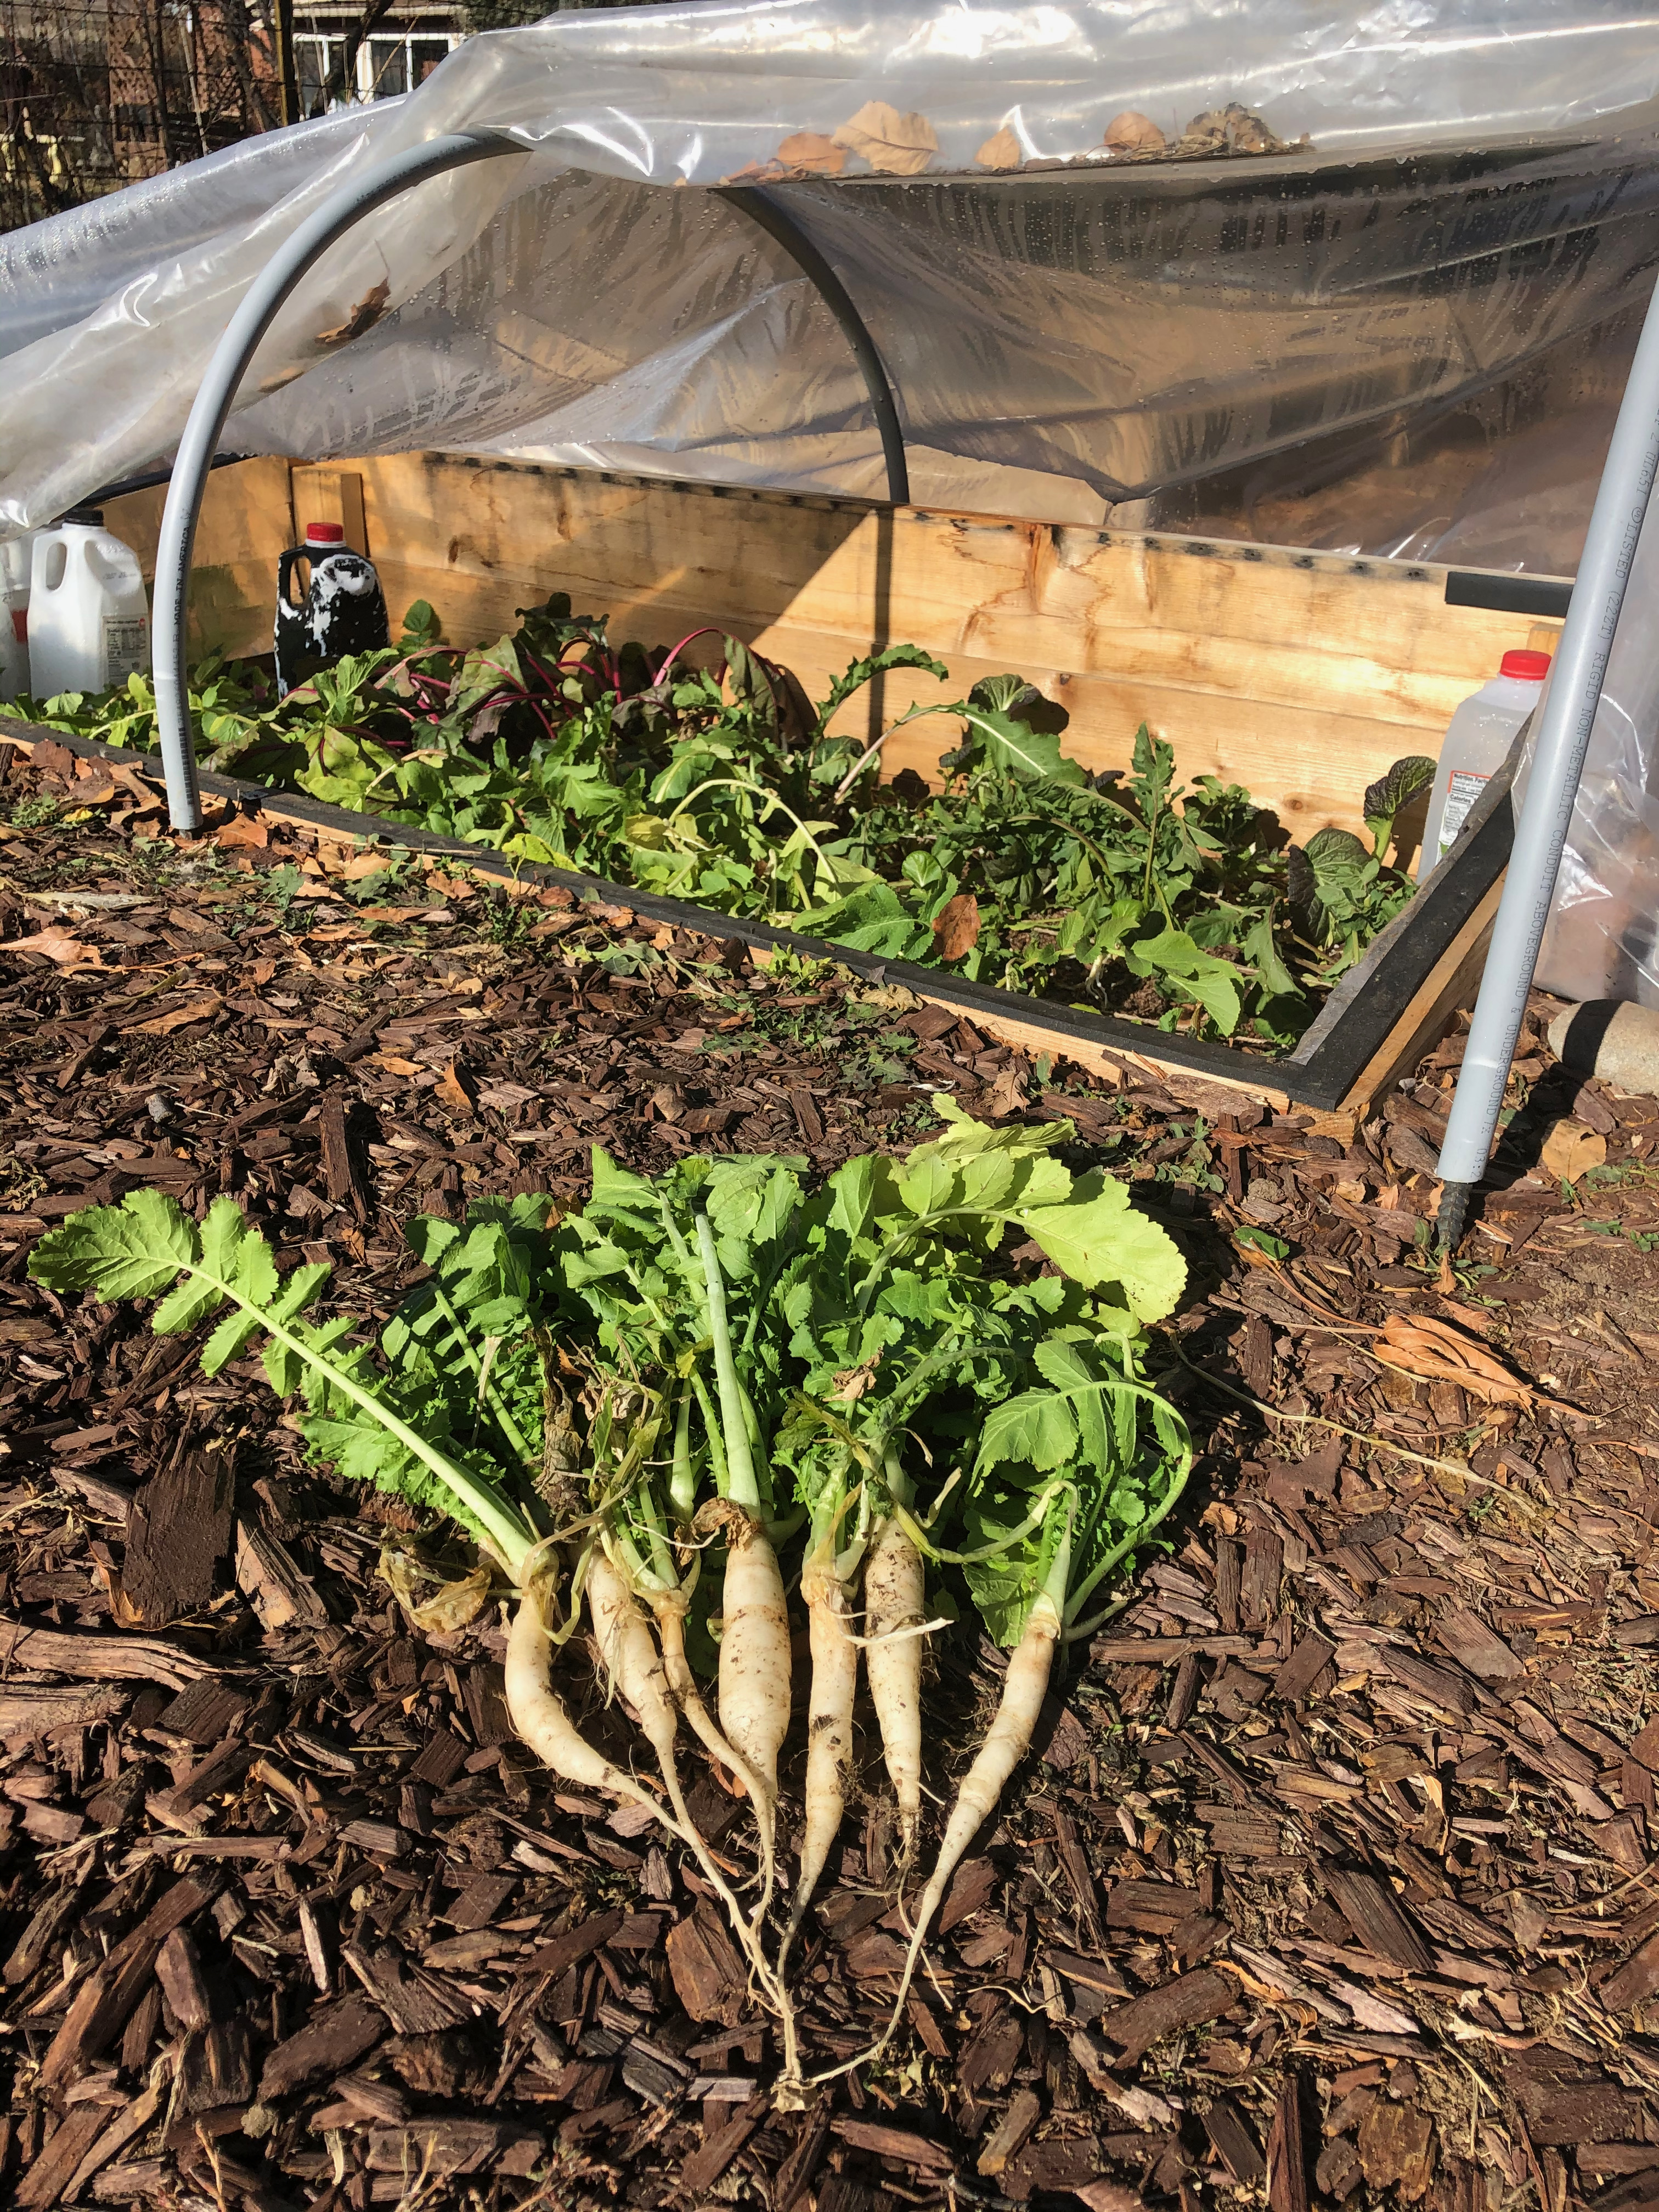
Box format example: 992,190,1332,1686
2,732,1658,2212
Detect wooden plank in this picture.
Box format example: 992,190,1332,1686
104,455,292,660
150,452,1550,839
1334,873,1503,1122
916,992,1294,1113
291,465,368,556
346,452,1543,835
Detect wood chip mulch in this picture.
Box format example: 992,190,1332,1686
2,730,1659,2212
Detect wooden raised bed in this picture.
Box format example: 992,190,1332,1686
86,453,1566,1135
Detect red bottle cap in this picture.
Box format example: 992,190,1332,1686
1499,649,1551,680
304,522,346,546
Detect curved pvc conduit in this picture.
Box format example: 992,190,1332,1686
153,144,913,832
1436,268,1659,1247
153,129,522,831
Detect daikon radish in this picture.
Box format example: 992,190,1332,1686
781,1551,858,1969
584,1549,784,2002
652,1585,778,1905
716,1508,791,1813
504,1570,686,1837
862,1511,925,1865
696,1211,792,1860
862,1592,1061,2062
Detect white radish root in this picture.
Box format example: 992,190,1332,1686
584,1551,794,2045
585,1550,681,1771
845,1593,1062,2076
504,1573,685,1838
864,1514,926,1866
780,1561,858,1973
716,1508,791,1850
653,1593,777,1909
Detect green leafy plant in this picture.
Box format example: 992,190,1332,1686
10,599,1427,1046
30,1110,1192,2101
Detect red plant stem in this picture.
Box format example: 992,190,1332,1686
655,627,722,683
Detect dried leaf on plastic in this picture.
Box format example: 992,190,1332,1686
1378,1313,1534,1408
1103,110,1166,155
976,126,1022,171
317,279,391,348
833,99,939,176
1540,1118,1606,1183
1176,103,1288,157
931,890,981,961
776,131,845,176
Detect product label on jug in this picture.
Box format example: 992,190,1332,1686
101,616,148,685
1437,768,1489,859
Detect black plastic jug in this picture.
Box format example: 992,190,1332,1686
274,521,389,697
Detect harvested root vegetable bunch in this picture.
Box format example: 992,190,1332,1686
27,1187,786,2022
30,1103,1194,2100
768,1101,1194,2090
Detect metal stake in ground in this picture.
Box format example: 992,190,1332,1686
150,127,523,834
1436,267,1659,1251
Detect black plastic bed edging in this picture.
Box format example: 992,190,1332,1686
1444,571,1573,620
2,718,1511,1114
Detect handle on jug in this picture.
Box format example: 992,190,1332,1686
276,546,312,617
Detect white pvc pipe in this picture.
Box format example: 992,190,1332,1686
151,127,520,831
1436,268,1659,1239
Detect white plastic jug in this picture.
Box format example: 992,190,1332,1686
1417,648,1551,882
27,512,150,701
0,532,33,702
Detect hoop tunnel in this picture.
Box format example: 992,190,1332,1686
150,138,911,832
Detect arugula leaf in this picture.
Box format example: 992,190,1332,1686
815,644,947,732
8,586,1421,1046
29,1193,541,1573
1124,924,1242,1037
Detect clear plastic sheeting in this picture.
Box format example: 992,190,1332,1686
1525,484,1659,1010
6,1,1659,550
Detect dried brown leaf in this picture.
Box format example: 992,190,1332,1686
832,1359,881,1403
1378,1313,1532,1408
1103,110,1166,154
12,924,103,968
776,131,845,176
976,126,1022,171
132,992,222,1035
317,280,391,348
435,1062,477,1117
833,99,939,176
983,1060,1029,1120
1540,1117,1606,1182
213,814,269,851
931,890,980,961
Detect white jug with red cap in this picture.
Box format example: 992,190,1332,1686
274,519,390,697
1417,647,1553,882
26,510,149,701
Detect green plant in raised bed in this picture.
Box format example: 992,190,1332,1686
9,593,1434,1047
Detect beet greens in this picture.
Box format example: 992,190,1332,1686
13,590,1431,1044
